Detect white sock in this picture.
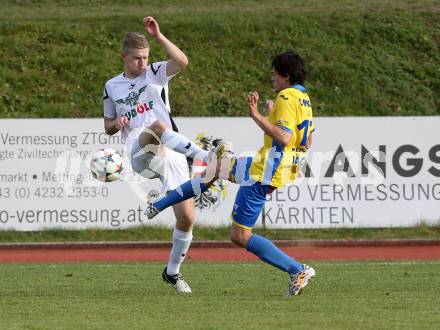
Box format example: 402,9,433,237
160,129,209,160
167,228,193,275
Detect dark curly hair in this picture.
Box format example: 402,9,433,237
272,51,306,85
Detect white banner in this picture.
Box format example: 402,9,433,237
265,117,440,228
0,117,439,231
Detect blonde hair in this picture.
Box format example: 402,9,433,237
121,32,149,54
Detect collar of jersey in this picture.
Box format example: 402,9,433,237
122,71,144,81
289,84,306,92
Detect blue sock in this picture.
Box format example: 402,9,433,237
153,176,209,211
246,234,304,275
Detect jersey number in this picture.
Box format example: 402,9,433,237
297,120,312,146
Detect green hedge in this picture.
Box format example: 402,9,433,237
1,0,439,118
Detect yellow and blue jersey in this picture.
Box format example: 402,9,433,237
249,84,314,188
229,84,314,229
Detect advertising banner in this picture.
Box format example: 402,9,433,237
264,117,440,228
0,117,438,231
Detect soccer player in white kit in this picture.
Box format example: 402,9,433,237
103,17,194,293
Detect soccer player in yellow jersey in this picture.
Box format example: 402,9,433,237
145,51,315,296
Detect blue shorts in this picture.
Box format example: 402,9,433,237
229,156,276,229
231,181,276,230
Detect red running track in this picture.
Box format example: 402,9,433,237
1,242,440,263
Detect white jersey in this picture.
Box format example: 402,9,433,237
103,61,177,143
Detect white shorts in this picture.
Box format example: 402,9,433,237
126,138,190,192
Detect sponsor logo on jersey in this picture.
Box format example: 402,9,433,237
113,85,154,121
115,85,148,106
123,100,154,120
276,119,289,127
299,98,312,107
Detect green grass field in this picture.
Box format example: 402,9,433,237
0,261,439,329
1,0,439,118
1,2,438,328
1,224,440,243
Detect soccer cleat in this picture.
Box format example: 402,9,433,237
212,139,234,160
144,189,161,219
162,267,192,293
145,203,160,219
286,264,316,297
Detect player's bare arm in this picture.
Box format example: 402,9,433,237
104,116,128,135
143,16,188,77
265,99,274,113
305,133,313,149
247,91,292,147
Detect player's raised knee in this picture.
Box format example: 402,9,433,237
150,120,168,136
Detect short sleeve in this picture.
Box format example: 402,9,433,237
273,92,297,133
103,85,116,119
149,60,178,86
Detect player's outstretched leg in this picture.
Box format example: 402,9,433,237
145,176,212,219
149,120,233,161
232,226,315,296
149,120,210,160
145,154,232,219
145,189,162,219
230,183,315,296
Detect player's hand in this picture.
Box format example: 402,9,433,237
265,99,274,114
247,91,259,118
114,116,128,131
143,16,162,39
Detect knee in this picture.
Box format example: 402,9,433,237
230,234,244,248
230,226,251,248
150,120,168,136
176,213,196,231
